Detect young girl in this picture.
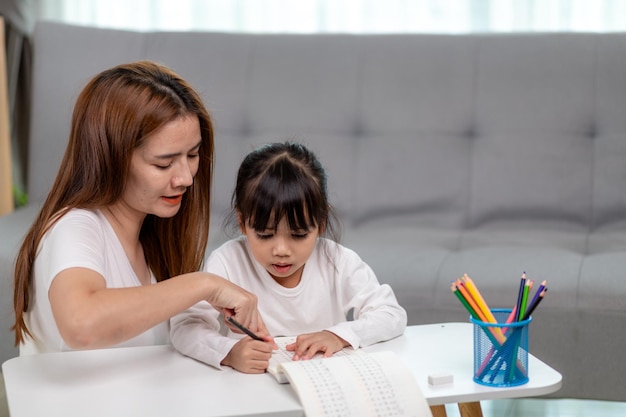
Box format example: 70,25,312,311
170,142,407,373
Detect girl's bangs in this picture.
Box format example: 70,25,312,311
248,180,318,232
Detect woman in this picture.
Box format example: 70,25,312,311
12,61,269,354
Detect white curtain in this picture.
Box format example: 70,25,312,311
36,0,626,33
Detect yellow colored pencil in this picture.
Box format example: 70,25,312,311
462,274,496,322
456,278,505,344
462,274,505,340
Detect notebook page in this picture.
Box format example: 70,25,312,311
267,336,356,384
279,350,432,417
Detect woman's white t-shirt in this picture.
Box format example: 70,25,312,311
21,208,169,355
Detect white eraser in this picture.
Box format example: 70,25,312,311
428,373,454,386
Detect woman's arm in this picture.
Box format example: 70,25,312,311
48,267,265,349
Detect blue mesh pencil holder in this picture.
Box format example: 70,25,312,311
471,309,531,387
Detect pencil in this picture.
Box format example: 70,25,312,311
461,274,507,341
455,279,506,344
514,272,527,321
503,306,518,335
518,279,532,321
451,281,482,320
461,274,498,325
525,280,546,318
226,316,264,341
522,287,548,321
455,279,487,321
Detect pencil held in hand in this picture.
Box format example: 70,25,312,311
226,316,264,341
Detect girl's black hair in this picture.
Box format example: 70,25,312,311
226,141,340,241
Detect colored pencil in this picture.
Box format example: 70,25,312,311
455,279,506,344
451,282,480,319
525,280,547,318
517,273,528,321
451,281,509,363
462,274,497,324
502,306,518,336
461,274,508,341
514,272,527,322
518,276,531,321
522,287,548,321
455,279,487,320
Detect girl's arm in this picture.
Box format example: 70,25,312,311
171,301,240,369
48,267,265,350
287,246,407,359
288,281,407,359
325,248,408,349
171,297,275,372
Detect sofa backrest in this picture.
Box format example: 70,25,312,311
29,22,626,239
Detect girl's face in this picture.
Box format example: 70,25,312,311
121,115,201,221
242,215,320,288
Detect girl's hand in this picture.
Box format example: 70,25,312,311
221,337,274,373
285,331,349,361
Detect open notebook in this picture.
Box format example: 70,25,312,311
267,337,433,417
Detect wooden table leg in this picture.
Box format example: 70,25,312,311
430,404,447,417
458,401,483,417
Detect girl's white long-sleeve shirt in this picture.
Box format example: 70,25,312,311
170,237,407,369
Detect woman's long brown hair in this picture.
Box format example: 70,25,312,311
12,61,214,345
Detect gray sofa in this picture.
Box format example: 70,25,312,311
2,21,626,401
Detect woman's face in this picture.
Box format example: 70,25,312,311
122,115,202,219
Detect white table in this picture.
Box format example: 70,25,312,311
2,323,562,417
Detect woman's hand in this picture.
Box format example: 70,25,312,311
204,273,274,342
221,337,274,373
285,330,349,360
